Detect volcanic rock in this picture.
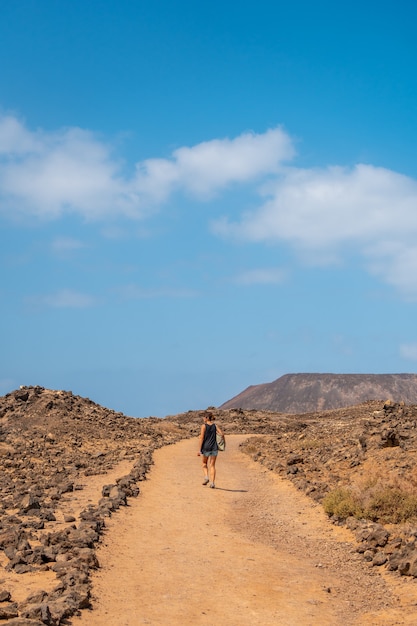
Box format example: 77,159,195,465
220,373,417,412
2,384,417,623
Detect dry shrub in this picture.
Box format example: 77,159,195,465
241,436,266,456
156,422,181,433
293,438,322,451
323,488,363,519
364,489,417,523
324,462,417,523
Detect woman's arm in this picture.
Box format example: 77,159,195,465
216,424,225,439
198,424,206,453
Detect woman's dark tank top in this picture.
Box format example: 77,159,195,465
202,423,217,452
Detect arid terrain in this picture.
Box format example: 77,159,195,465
1,386,417,624
221,373,417,413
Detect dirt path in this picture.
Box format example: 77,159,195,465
71,436,417,625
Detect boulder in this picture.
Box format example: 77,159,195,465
19,495,41,515
6,620,44,626
0,601,18,619
0,590,11,602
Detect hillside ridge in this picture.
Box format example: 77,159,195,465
2,386,417,622
220,373,417,412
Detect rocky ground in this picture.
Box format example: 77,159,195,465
1,387,417,624
171,400,417,583
0,386,187,624
237,401,417,578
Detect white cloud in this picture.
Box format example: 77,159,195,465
400,343,417,361
365,243,417,299
3,112,417,299
115,284,198,299
50,237,85,254
216,164,417,247
0,114,42,153
215,163,417,297
32,289,96,309
134,126,295,200
0,114,294,220
234,267,287,285
0,121,134,219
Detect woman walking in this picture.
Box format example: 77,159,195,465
197,411,225,489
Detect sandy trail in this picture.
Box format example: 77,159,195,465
71,436,417,626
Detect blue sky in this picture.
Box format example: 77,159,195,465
1,0,417,417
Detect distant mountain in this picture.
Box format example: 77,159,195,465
219,373,417,413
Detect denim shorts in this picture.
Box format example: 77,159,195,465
201,450,218,457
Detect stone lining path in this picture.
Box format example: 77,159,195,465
71,436,417,625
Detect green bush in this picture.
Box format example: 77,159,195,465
364,488,417,524
323,488,363,519
323,486,417,524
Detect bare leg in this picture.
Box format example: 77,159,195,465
201,456,209,484
208,456,217,485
